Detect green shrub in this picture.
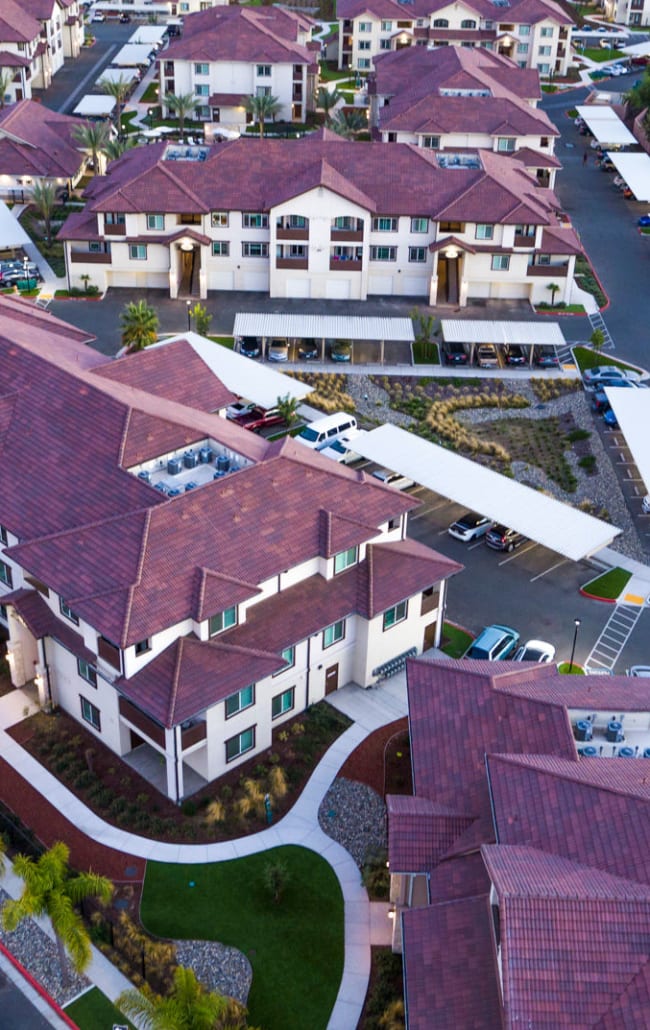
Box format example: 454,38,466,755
566,428,590,442
180,799,197,817
578,455,597,472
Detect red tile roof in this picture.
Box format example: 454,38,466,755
402,895,503,1030
2,587,96,664
0,0,41,43
160,5,315,66
0,100,88,180
482,844,650,1028
387,794,475,872
338,0,572,25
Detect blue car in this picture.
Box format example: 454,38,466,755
604,408,619,428
638,214,650,227
464,624,520,661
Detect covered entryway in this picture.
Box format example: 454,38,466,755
437,255,460,304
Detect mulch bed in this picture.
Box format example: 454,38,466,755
339,718,409,796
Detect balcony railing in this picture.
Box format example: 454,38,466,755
181,721,207,750
514,234,536,248
70,251,112,263
526,263,568,277
104,223,126,235
119,696,165,748
330,229,363,242
330,258,362,270
277,227,309,240
277,258,308,269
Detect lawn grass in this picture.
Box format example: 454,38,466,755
64,987,135,1029
583,47,625,61
441,622,473,658
558,662,585,674
412,341,439,365
535,303,586,314
140,81,159,103
582,567,632,600
141,846,344,1030
572,347,642,375
209,335,235,349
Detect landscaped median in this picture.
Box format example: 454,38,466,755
580,567,632,602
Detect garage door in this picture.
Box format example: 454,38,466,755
286,279,310,298
326,279,351,299
368,275,393,296
212,271,234,291
242,271,269,292
402,276,428,297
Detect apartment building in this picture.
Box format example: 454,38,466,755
157,5,319,129
58,131,581,306
370,45,561,186
0,99,89,199
0,0,83,103
0,296,461,801
337,0,573,78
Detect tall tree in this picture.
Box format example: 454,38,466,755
72,121,111,176
117,965,246,1030
330,109,367,139
30,179,58,243
104,136,138,164
99,74,131,137
163,92,200,136
1,842,112,983
316,86,343,126
245,94,281,138
120,299,159,354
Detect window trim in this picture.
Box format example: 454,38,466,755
212,240,230,256
242,212,269,229
272,686,295,720
209,605,238,637
476,223,494,240
78,658,97,688
323,620,345,649
224,683,255,720
491,254,511,271
129,243,147,261
60,598,79,625
383,599,408,630
211,211,229,227
80,695,101,731
333,546,358,574
146,213,164,230
408,246,427,263
273,646,295,676
225,725,255,763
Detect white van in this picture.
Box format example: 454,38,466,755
296,412,358,450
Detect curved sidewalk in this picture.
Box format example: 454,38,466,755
0,676,408,1029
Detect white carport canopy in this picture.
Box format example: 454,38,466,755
575,106,636,146
73,95,115,117
0,200,31,248
604,388,650,494
355,424,620,561
128,26,167,46
622,40,650,58
441,320,565,346
232,312,415,341
605,152,650,201
151,331,313,409
95,67,138,87
112,44,155,67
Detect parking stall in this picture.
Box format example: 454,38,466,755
440,320,567,368
231,312,415,365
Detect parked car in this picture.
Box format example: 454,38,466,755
232,406,284,433
465,624,520,661
504,344,527,366
239,336,261,359
119,11,131,21
485,524,526,552
330,341,351,363
609,63,629,76
298,339,319,360
627,665,650,676
226,400,255,421
448,511,494,543
603,407,619,428
637,213,650,227
582,365,640,390
441,341,469,366
591,390,610,414
319,429,366,465
371,468,414,491
643,494,650,513
267,340,288,362
533,346,560,368
90,10,105,21
475,343,499,368
513,639,556,663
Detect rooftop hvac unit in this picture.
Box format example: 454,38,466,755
618,747,635,758
643,748,650,759
184,450,198,469
574,720,592,742
216,454,230,473
606,720,624,743
580,746,597,758
167,457,182,476
167,487,183,498
138,470,151,483
199,447,213,464
213,469,228,480
155,483,168,494
184,481,197,492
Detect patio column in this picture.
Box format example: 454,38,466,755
163,725,184,803
434,579,447,648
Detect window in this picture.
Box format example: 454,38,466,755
358,58,371,69
497,137,516,152
538,45,551,56
212,241,230,256
358,40,371,50
146,214,164,230
80,696,101,731
421,135,440,151
515,224,535,237
323,620,345,648
226,726,255,762
278,646,295,670
135,639,151,656
129,244,147,260
476,224,494,240
358,20,371,31
372,217,397,232
225,684,254,719
289,215,306,228
411,217,428,233
334,216,354,230
256,64,271,76
209,606,237,636
408,247,427,262
380,39,392,49
1,526,8,544
272,687,295,719
461,18,476,27
60,599,78,624
381,19,392,30
370,246,396,261
242,212,269,228
440,221,464,232
433,18,449,27
105,212,125,225
256,85,272,98
195,84,209,96
491,255,510,271
88,242,102,253
0,558,13,588
78,659,97,687
540,25,553,36
242,242,268,258
194,62,209,74
540,136,549,148
334,547,358,573
211,211,229,227
538,63,550,75
383,600,408,630
535,254,551,265
519,24,530,35
517,43,529,54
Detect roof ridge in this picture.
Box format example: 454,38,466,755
168,636,185,725
489,752,650,804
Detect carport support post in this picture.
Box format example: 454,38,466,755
380,338,385,365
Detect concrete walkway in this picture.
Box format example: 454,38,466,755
0,671,410,1028
6,204,66,296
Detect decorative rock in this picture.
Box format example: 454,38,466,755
318,777,387,869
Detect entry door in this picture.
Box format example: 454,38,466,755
423,621,437,652
325,664,339,695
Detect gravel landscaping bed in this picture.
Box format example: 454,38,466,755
175,938,252,1005
318,777,387,868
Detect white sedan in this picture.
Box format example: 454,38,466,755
512,639,556,664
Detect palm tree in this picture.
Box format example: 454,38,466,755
117,965,245,1030
316,86,343,126
30,179,58,243
546,282,560,307
276,393,300,426
0,70,12,108
331,109,367,139
99,74,131,137
72,121,111,176
1,841,112,984
245,94,281,138
163,92,200,136
104,136,138,164
120,299,159,354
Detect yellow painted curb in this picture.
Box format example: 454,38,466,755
623,592,645,605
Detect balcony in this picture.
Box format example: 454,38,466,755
526,263,568,277
119,696,165,748
276,257,309,269
277,227,309,240
331,229,363,242
513,234,536,248
70,251,112,264
181,720,207,750
104,223,126,236
330,258,362,271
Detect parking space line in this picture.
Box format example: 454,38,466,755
468,540,486,551
530,558,568,583
497,542,538,566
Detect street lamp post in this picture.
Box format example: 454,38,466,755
569,618,581,673
148,107,154,129
186,299,191,331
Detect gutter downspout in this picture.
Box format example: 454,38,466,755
305,635,311,707
38,637,53,708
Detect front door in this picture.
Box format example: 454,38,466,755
325,664,339,695
423,621,437,652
